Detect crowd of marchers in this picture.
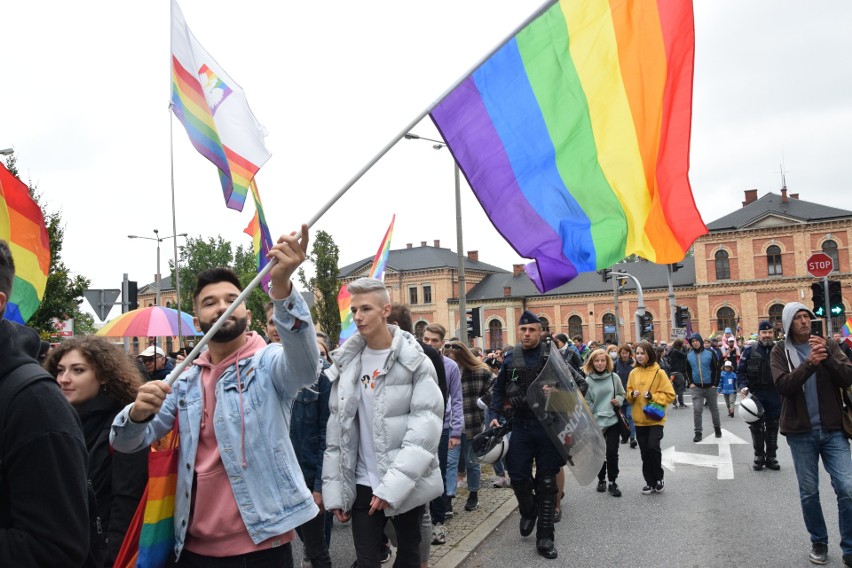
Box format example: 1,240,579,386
2,231,852,568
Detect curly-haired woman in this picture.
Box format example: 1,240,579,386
45,336,149,566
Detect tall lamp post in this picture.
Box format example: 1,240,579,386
405,133,468,339
127,230,188,344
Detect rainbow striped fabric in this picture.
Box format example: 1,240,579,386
136,437,178,568
170,0,270,211
338,215,395,345
242,180,273,293
431,0,706,293
0,163,50,324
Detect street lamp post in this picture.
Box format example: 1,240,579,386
405,133,468,340
615,271,645,341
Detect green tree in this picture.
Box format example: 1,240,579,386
297,230,340,344
170,235,268,336
3,154,91,339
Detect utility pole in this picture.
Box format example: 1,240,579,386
615,271,645,341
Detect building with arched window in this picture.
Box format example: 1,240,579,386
331,189,851,347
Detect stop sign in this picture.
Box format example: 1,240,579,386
807,252,834,278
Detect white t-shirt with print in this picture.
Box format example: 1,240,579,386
355,347,390,489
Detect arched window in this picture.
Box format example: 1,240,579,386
715,250,730,280
768,304,784,337
414,320,427,340
602,313,617,345
642,311,655,342
716,307,736,335
166,301,171,308
488,319,503,350
538,316,550,333
823,240,840,273
767,245,782,276
166,337,173,353
568,315,583,340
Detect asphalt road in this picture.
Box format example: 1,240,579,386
460,396,849,568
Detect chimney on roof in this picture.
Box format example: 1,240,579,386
790,193,799,200
421,241,427,247
503,286,512,297
513,264,525,277
742,189,758,207
781,187,788,204
467,250,479,262
407,243,412,249
433,239,440,248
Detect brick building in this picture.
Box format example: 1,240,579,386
336,189,851,350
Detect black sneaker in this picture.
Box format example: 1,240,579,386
464,492,479,511
693,432,702,443
641,485,654,495
596,479,606,492
809,542,828,565
714,427,722,438
654,480,665,493
629,438,638,449
445,496,454,518
608,482,621,497
842,552,852,567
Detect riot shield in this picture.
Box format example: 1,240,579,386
526,351,606,486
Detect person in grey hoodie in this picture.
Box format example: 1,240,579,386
770,302,852,567
583,348,626,497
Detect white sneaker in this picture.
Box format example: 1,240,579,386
432,523,447,545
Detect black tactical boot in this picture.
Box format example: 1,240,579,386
535,475,558,559
765,419,781,470
750,423,766,471
511,478,537,537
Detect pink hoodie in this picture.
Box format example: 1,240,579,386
183,332,294,557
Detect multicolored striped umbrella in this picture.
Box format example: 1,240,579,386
96,306,202,337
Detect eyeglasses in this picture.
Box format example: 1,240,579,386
138,356,156,363
444,343,463,350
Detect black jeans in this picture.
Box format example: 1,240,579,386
169,544,293,568
429,428,449,524
636,425,665,486
297,510,331,568
352,484,424,568
597,424,621,482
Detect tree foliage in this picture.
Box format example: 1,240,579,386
169,235,268,336
297,230,341,345
3,154,91,339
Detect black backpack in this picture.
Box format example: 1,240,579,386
0,363,104,568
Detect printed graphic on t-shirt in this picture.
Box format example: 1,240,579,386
360,368,380,390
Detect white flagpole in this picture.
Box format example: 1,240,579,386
169,109,185,351
164,0,557,385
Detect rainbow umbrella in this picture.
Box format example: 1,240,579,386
96,306,202,337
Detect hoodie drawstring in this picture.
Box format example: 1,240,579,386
236,362,247,469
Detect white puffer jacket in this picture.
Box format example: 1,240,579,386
322,325,444,516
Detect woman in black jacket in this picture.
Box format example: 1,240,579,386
45,336,149,567
666,339,690,409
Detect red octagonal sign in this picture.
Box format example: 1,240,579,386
807,252,834,278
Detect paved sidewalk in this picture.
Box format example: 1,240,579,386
429,471,517,568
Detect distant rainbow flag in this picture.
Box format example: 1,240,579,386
170,0,271,211
841,317,852,341
0,163,50,324
338,215,395,345
242,180,273,293
431,0,705,293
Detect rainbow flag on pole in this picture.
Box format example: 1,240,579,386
170,0,271,211
242,180,273,293
0,163,50,324
431,0,705,293
338,215,395,345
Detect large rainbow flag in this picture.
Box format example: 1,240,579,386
338,215,395,345
0,163,50,324
170,0,271,211
431,0,706,293
242,180,273,293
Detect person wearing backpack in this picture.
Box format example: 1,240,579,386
0,239,92,566
583,349,626,498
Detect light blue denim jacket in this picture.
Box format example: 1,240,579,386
110,290,322,559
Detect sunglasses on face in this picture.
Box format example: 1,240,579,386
444,344,463,350
138,356,156,363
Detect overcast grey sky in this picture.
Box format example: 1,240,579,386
3,1,851,322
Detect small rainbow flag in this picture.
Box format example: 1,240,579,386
0,163,50,324
242,180,273,293
431,0,706,293
170,0,271,211
841,317,852,339
338,215,395,345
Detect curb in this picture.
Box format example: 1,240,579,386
432,495,518,568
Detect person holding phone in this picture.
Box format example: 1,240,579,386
770,302,852,566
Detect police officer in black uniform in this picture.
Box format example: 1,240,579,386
736,321,782,470
489,311,565,560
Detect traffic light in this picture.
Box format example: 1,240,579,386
811,282,826,317
466,307,481,338
126,281,138,312
642,312,653,335
829,280,845,317
675,306,689,328
670,262,683,273
599,268,612,282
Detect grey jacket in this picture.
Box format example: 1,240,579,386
322,325,444,516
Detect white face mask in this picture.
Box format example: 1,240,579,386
609,352,618,360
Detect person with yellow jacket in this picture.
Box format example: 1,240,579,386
625,341,676,495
